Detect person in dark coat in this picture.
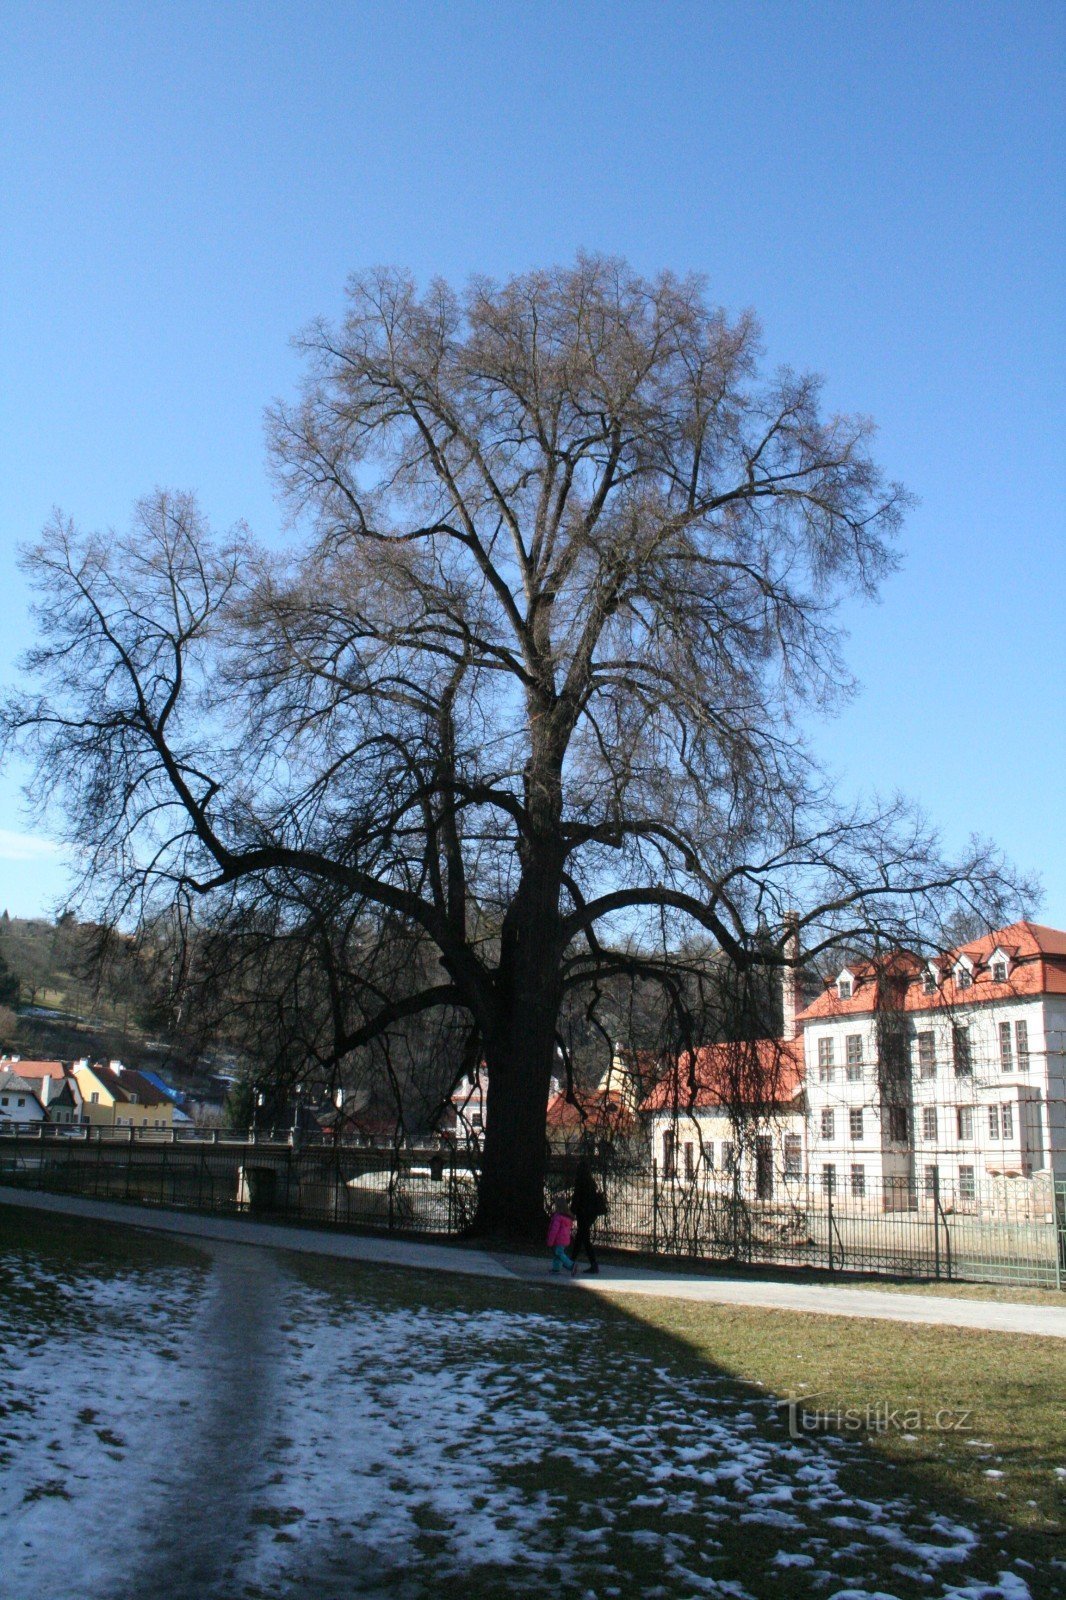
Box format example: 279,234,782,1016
569,1158,603,1275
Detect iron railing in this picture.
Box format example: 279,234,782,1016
0,1125,1063,1289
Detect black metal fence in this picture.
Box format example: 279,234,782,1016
1,1125,1063,1289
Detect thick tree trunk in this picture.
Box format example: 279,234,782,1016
470,841,564,1241
475,1030,557,1240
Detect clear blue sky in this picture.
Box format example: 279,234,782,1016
1,1,1063,921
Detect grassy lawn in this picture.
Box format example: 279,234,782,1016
287,1250,1065,1597
2,1203,1062,1599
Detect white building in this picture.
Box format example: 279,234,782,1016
0,1071,47,1124
800,921,1065,1206
641,1037,807,1199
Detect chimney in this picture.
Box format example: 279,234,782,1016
782,912,800,1041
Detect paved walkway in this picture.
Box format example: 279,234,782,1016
3,1184,1064,1338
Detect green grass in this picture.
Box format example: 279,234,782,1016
3,1205,1062,1598
286,1250,1065,1596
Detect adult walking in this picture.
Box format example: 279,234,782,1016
570,1159,604,1275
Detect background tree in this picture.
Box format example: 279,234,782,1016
2,258,1029,1237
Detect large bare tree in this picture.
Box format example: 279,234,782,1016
3,258,1027,1236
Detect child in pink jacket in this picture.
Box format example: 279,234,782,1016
547,1201,576,1274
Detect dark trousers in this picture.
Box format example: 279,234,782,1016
571,1216,598,1270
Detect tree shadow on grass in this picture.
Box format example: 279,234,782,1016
1,1205,1061,1600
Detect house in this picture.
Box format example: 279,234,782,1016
800,921,1066,1206
437,1071,488,1146
71,1060,175,1131
1,1058,85,1123
640,1036,806,1198
545,1083,638,1155
0,1071,47,1123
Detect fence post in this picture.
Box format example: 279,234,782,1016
651,1159,659,1255
827,1181,834,1273
932,1165,941,1280
160,1138,168,1206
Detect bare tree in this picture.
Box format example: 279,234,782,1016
2,258,1031,1237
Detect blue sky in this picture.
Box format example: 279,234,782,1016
1,1,1063,920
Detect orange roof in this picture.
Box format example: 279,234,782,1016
2,1059,69,1080
640,1037,804,1113
797,921,1066,1021
546,1090,635,1131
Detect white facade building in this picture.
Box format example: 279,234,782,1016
800,922,1066,1207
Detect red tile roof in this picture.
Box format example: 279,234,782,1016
797,921,1066,1021
640,1038,804,1113
545,1089,635,1131
3,1059,69,1079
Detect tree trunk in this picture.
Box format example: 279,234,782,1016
470,843,563,1241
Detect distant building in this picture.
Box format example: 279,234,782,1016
0,1071,47,1123
640,1038,806,1198
71,1061,175,1131
1,1058,85,1122
801,921,1066,1205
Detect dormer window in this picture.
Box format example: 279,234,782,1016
836,970,854,1000
922,968,937,995
990,953,1008,984
954,960,973,991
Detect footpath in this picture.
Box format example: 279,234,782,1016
3,1183,1064,1338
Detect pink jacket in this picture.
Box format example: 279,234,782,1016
546,1211,574,1248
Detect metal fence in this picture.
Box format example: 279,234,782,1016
597,1164,1066,1288
1,1125,1063,1289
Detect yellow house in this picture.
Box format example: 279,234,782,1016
72,1061,175,1131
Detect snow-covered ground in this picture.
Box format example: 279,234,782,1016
0,1233,1047,1599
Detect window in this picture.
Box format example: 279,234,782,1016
957,1106,974,1140
989,1105,1000,1139
129,1093,138,1104
922,968,937,995
955,964,973,990
999,1021,1013,1071
917,1031,936,1078
17,1097,24,1108
922,1106,937,1142
683,1142,695,1180
141,1117,148,1127
90,1091,100,1104
837,977,852,1000
888,1105,909,1143
470,1112,483,1128
722,1142,736,1172
820,1108,835,1141
850,1164,865,1198
822,1163,837,1194
991,958,1007,983
1002,1103,1014,1140
817,1038,835,1082
662,1131,675,1180
959,1165,975,1200
1014,1019,1029,1069
0,1097,7,1107
849,1107,864,1141
845,1035,863,1081
952,1025,972,1077
783,1134,802,1176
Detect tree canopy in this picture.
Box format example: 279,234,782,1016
2,257,1029,1234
